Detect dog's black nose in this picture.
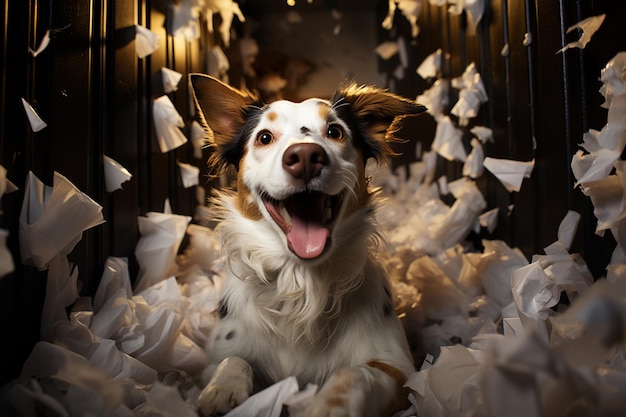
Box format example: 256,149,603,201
282,143,329,183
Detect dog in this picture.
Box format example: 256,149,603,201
190,74,426,417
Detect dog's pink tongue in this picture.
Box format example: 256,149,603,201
286,193,329,259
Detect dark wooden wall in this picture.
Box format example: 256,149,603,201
1,0,625,384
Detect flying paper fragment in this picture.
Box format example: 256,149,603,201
417,48,442,79
479,207,499,234
463,138,484,178
103,155,132,192
161,67,183,93
375,41,399,60
557,210,580,250
483,157,534,192
170,0,200,41
29,30,50,57
135,25,159,59
432,116,467,162
470,125,493,143
557,14,605,54
153,95,188,153
382,0,423,38
191,121,207,159
21,98,47,132
0,229,15,278
0,164,18,200
19,171,105,270
177,161,200,188
134,211,191,291
205,0,246,48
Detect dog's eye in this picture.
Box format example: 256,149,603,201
256,130,274,146
327,125,344,140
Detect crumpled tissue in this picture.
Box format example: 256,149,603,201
153,95,188,153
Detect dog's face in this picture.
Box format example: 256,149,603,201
190,75,425,261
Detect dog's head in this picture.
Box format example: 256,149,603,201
190,74,425,261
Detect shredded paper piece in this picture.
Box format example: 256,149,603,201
135,25,159,59
557,14,606,54
103,155,132,192
153,95,188,153
21,98,47,132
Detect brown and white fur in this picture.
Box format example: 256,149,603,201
190,74,425,417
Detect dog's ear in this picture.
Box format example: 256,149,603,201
331,83,426,162
190,74,261,172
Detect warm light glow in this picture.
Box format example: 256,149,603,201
287,0,296,6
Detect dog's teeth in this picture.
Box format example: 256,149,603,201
325,207,332,221
282,206,292,226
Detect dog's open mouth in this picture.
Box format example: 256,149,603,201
262,190,344,259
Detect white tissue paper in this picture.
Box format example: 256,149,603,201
375,41,399,60
103,155,132,192
462,138,484,178
382,0,423,38
448,0,485,34
0,164,18,200
19,171,105,270
432,116,467,162
29,30,50,57
557,14,606,54
161,67,183,93
470,125,493,143
177,161,200,188
21,97,47,132
451,63,488,126
206,45,230,80
479,207,499,234
191,120,207,159
204,0,246,48
134,211,191,291
416,80,449,117
0,229,15,278
171,0,201,42
417,48,442,79
153,95,188,153
135,25,159,59
483,157,534,193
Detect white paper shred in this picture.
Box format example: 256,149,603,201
171,0,201,42
479,207,499,234
19,171,105,270
153,95,188,153
134,211,191,291
103,155,132,192
0,164,18,200
161,67,183,93
375,41,399,60
177,161,200,188
557,210,581,250
432,116,467,162
21,97,47,132
204,0,246,48
135,25,160,59
557,14,606,54
470,125,493,143
417,48,442,79
451,63,488,126
462,138,484,178
29,30,51,57
416,79,449,117
191,120,207,159
382,0,423,38
0,229,15,278
483,157,534,193
448,0,485,34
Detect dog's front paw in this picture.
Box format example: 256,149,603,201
196,357,253,416
300,394,352,417
196,383,249,416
